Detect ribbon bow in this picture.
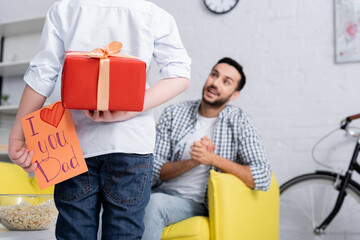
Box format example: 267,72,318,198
88,41,123,59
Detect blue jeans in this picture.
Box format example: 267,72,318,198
54,153,153,240
142,191,208,240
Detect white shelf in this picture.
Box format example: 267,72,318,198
0,102,51,115
0,60,30,77
0,105,18,114
0,144,8,156
0,151,8,156
0,17,44,77
0,16,45,37
0,17,45,155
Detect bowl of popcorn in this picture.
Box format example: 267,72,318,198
0,194,58,231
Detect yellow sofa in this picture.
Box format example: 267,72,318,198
161,170,279,240
0,162,54,194
0,163,279,240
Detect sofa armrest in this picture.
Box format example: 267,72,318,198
0,162,54,194
208,170,279,240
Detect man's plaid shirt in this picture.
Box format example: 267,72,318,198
152,100,272,203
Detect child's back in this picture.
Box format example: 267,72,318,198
10,0,191,239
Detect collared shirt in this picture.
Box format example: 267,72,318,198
153,100,272,197
24,0,191,157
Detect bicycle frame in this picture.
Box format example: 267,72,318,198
314,114,360,234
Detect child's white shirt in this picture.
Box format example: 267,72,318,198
24,0,191,157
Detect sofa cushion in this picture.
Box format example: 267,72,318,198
161,216,210,240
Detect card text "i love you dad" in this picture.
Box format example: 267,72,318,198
21,101,88,190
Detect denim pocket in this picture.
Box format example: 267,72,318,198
54,171,91,201
104,153,151,204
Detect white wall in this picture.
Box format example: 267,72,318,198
1,0,360,185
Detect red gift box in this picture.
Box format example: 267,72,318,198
61,42,146,111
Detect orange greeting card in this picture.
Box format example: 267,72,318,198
21,101,88,190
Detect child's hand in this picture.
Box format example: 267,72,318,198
83,110,141,122
8,139,37,173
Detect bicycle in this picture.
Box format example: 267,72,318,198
280,113,360,240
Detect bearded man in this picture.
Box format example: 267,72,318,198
142,57,272,240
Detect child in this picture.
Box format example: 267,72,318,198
8,0,190,239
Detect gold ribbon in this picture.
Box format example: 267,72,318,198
65,41,137,111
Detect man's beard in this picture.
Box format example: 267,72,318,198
202,87,233,107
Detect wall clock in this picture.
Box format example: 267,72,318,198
204,0,240,14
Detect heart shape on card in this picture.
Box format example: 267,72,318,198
40,102,65,128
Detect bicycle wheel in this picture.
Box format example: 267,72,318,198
280,172,360,240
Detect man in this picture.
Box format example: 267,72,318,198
142,57,272,240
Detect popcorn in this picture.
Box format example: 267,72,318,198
0,199,58,230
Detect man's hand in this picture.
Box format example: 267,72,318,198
8,139,37,173
83,110,141,122
192,136,256,189
190,136,216,165
200,136,215,153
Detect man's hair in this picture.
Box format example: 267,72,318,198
216,57,246,91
